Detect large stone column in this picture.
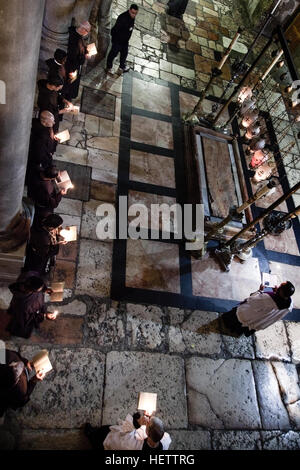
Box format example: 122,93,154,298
39,0,96,71
0,0,45,256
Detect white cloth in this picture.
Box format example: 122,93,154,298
103,414,171,450
236,291,293,331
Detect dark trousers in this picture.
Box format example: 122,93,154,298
86,425,111,450
221,307,255,337
106,42,128,69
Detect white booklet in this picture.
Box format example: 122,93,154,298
87,43,97,56
32,350,53,374
50,281,65,302
60,226,77,242
55,129,70,143
55,170,73,191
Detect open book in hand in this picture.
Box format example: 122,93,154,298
50,281,65,302
60,226,77,242
262,272,279,289
55,170,73,192
55,129,70,143
87,43,97,56
32,349,53,374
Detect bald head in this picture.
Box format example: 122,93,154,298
40,110,55,128
146,417,164,443
77,21,91,36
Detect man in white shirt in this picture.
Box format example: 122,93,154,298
84,412,171,450
220,281,295,337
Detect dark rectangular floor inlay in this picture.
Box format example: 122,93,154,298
166,46,194,69
81,86,116,120
54,160,91,202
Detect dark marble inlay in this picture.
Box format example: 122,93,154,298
54,160,91,202
81,87,116,121
167,45,194,69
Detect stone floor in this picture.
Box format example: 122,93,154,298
1,0,300,451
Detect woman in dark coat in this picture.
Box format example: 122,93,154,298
0,349,45,416
7,272,56,339
65,21,90,100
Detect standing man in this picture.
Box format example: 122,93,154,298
65,21,91,100
218,281,295,337
106,4,139,75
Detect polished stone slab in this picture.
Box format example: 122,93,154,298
132,78,172,116
254,322,290,361
192,255,261,301
129,149,175,188
131,115,173,149
126,239,181,293
102,351,187,429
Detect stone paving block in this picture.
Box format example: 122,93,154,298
81,198,115,241
84,302,125,348
170,431,211,450
135,8,156,31
90,180,116,203
212,431,262,450
126,303,166,350
271,361,300,405
30,316,83,345
143,68,160,78
143,34,161,50
103,351,187,429
19,429,91,450
168,307,185,325
86,136,119,153
167,46,194,69
76,239,112,297
254,322,290,361
85,114,100,135
261,431,300,450
160,71,180,84
87,147,119,174
92,168,117,184
287,401,300,428
99,118,114,137
222,334,255,359
52,259,76,289
252,361,290,429
48,299,87,317
172,64,195,79
286,322,300,363
54,198,82,217
186,358,261,429
17,346,105,428
54,144,88,166
169,311,221,355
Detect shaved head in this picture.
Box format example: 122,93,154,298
40,110,55,127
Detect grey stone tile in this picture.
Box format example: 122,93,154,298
17,346,105,428
286,322,300,364
126,303,166,350
222,334,255,359
170,431,211,450
103,351,187,429
169,311,222,355
252,361,290,429
186,358,261,429
254,322,291,361
81,198,115,242
19,429,91,450
76,239,112,297
261,431,300,450
84,302,125,348
212,431,262,450
48,299,87,317
54,198,83,217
